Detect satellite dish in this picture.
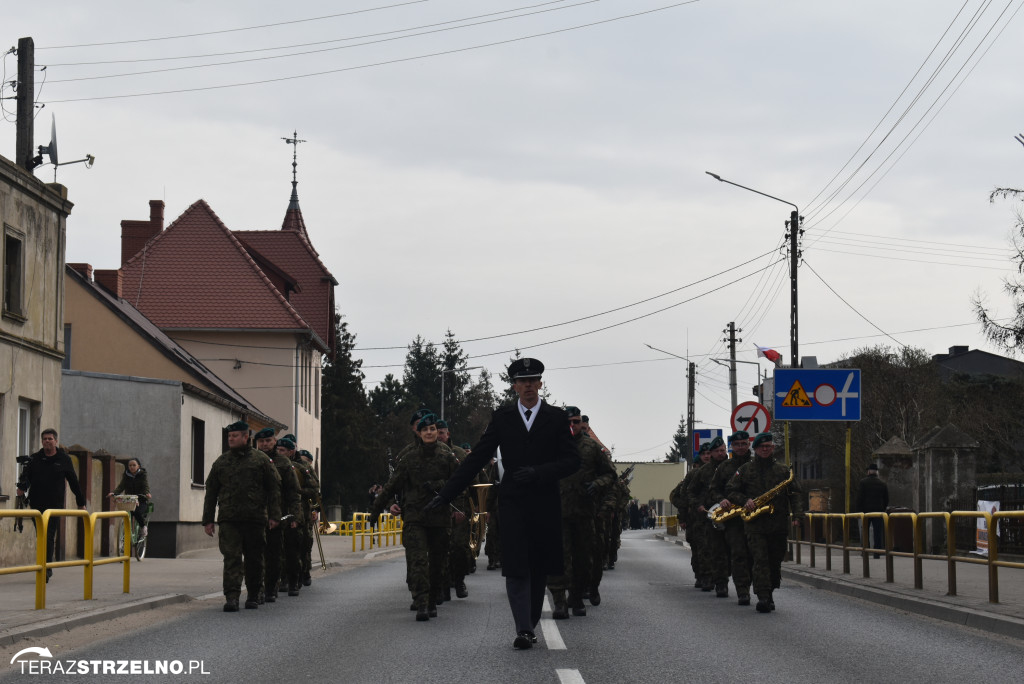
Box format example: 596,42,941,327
37,114,58,166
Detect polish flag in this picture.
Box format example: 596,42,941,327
756,345,782,364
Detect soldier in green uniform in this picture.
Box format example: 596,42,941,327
588,443,617,603
371,414,461,621
685,441,717,590
709,430,754,605
669,452,703,588
255,428,301,604
547,407,616,619
437,419,473,601
692,436,731,597
202,421,282,612
298,449,320,584
606,471,631,569
726,432,803,613
276,438,308,596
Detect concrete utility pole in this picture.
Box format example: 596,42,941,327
15,37,35,171
686,362,696,444
724,321,741,410
787,210,801,368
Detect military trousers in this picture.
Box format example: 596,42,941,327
746,531,788,599
303,522,314,578
546,516,594,599
591,514,609,588
449,514,472,584
607,513,622,564
217,521,266,600
403,523,450,604
688,517,712,583
283,522,305,587
708,526,732,589
723,519,752,596
264,525,284,595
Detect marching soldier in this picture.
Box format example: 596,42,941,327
709,430,754,605
202,421,281,612
295,448,320,586
275,438,308,596
370,414,460,621
669,451,703,588
692,436,731,597
588,442,617,603
685,442,716,590
437,419,473,601
547,407,616,619
726,432,803,613
255,428,301,603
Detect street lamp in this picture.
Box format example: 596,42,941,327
706,171,802,368
440,366,483,421
710,357,765,405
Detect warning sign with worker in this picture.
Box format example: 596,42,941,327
772,369,862,421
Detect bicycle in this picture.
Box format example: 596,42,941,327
113,494,153,561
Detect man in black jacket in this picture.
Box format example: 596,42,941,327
16,428,87,581
428,358,579,650
856,463,889,558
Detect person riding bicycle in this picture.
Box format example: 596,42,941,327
107,458,151,537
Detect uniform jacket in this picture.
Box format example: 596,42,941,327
263,451,302,521
371,441,460,528
202,447,282,525
18,447,86,510
855,474,889,513
438,401,580,577
726,457,803,534
710,452,752,505
688,457,728,517
560,433,616,518
292,459,319,522
113,468,150,498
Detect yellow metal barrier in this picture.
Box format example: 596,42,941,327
0,508,131,609
91,510,132,596
796,510,1024,604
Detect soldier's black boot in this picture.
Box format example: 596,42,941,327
435,590,446,606
715,584,729,598
258,590,265,605
302,574,312,587
694,578,702,589
589,586,601,606
416,597,429,622
768,592,775,611
552,591,569,620
244,594,259,609
701,577,714,592
223,597,240,612
756,597,771,613
287,583,300,597
443,586,452,602
456,581,468,599
487,559,498,570
569,594,587,617
428,601,438,618
266,590,277,603
737,593,751,606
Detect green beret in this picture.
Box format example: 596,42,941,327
459,443,472,450
409,408,433,426
253,427,275,440
276,438,296,451
708,436,725,450
435,419,449,429
693,453,703,463
752,432,774,448
582,415,590,423
298,449,313,460
226,421,250,433
730,430,750,441
565,406,581,418
417,413,438,431
698,442,711,454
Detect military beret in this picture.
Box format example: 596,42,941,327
693,453,703,463
565,406,581,418
283,433,297,445
435,419,449,429
409,408,433,425
708,436,725,450
253,427,275,440
508,357,544,380
582,415,590,423
752,432,774,448
276,438,296,451
698,442,711,454
299,449,313,460
460,442,472,450
729,430,750,441
417,413,438,431
226,421,250,433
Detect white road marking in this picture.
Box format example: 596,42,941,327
556,668,585,684
541,619,566,650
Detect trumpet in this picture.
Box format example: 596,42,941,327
468,483,492,556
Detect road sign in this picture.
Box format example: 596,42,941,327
691,428,723,460
730,401,772,434
773,369,861,421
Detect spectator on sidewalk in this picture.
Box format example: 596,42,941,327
856,463,889,559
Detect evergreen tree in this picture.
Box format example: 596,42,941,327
665,414,688,463
402,335,442,412
439,329,471,422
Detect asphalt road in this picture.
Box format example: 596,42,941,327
3,531,1021,684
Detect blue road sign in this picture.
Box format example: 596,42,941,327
691,428,724,460
773,369,861,421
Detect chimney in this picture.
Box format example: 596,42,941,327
120,199,165,265
68,263,93,280
94,269,122,298
948,346,969,356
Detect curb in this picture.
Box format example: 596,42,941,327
655,533,1024,641
0,594,192,646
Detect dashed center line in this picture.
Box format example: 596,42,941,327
556,668,586,684
540,596,566,650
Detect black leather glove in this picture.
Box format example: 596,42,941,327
513,467,538,485
424,495,444,512
585,481,599,495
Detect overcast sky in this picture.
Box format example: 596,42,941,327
4,1,1023,460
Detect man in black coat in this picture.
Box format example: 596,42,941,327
856,463,889,558
16,428,87,581
428,358,579,650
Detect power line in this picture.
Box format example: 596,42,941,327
41,1,702,103
811,247,1010,270
803,260,907,349
37,0,432,49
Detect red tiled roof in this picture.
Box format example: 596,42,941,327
120,200,311,333
234,228,336,351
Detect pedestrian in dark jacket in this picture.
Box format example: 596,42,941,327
108,457,151,536
856,463,889,558
16,428,86,580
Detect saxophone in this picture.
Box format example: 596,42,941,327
740,468,795,522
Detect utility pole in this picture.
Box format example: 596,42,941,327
15,37,35,171
787,209,801,368
724,322,741,410
686,362,696,444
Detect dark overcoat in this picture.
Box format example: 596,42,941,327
438,401,579,577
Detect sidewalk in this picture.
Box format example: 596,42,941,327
0,534,404,646
657,533,1024,640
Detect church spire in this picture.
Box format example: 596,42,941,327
280,131,309,238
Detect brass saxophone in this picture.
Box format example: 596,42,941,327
740,468,795,522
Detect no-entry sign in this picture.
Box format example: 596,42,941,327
730,401,772,435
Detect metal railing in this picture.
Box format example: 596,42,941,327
793,510,1024,604
345,512,403,551
0,508,131,609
